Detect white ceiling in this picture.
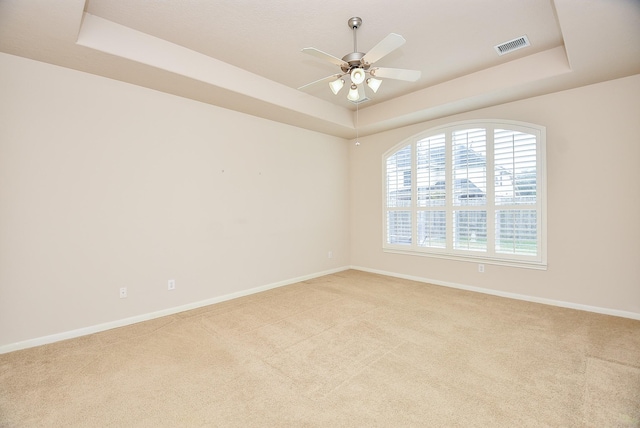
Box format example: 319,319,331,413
1,0,639,138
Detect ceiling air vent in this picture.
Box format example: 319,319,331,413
494,35,530,56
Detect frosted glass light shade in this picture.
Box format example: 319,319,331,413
350,68,366,85
329,78,344,95
366,77,382,93
347,84,360,101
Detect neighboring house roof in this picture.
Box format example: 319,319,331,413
431,179,485,197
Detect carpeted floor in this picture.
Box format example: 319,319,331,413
1,270,639,427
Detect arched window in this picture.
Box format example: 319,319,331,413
384,120,546,269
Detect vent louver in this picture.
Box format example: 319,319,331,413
494,35,530,56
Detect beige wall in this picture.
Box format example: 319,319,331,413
0,53,350,347
350,74,640,316
1,50,638,350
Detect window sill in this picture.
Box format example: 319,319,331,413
383,247,547,270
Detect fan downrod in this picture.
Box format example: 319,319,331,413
343,17,366,73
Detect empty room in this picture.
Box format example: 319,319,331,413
1,0,639,426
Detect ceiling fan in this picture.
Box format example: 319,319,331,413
299,17,421,102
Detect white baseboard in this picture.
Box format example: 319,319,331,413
0,266,350,355
4,264,637,354
350,265,640,321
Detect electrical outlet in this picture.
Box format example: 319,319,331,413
168,279,175,290
478,264,485,273
328,251,333,259
119,287,127,298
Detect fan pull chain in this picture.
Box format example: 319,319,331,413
355,102,360,146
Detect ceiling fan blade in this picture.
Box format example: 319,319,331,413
372,67,421,82
297,74,343,91
302,47,348,68
362,33,406,65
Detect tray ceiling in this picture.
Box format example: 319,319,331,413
1,0,638,137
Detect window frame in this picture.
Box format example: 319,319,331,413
382,119,547,270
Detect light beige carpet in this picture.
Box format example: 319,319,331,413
1,270,639,427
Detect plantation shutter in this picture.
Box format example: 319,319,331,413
383,120,545,268
386,145,412,245
452,129,487,252
494,129,538,255
416,134,446,248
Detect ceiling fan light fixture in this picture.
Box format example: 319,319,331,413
350,68,366,85
366,77,382,93
347,84,360,101
300,17,421,103
329,78,345,95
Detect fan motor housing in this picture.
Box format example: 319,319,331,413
341,52,370,73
